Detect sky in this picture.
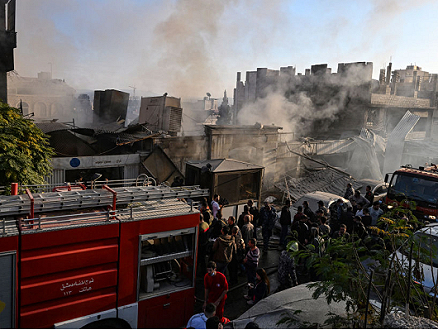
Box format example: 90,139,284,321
13,0,438,102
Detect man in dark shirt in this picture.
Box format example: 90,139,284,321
303,201,315,222
361,207,372,228
291,214,309,248
201,200,214,225
198,214,210,275
279,199,292,248
259,202,277,252
277,248,299,291
333,224,350,240
294,206,304,223
365,185,374,205
247,200,259,239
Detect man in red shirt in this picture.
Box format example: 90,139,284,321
203,261,228,320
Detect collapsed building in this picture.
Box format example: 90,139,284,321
232,62,438,187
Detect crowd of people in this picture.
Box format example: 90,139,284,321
192,196,270,328
190,185,388,328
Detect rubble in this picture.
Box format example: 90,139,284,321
275,167,362,202
384,312,438,329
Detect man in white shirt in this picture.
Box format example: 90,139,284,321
368,201,384,226
211,194,221,218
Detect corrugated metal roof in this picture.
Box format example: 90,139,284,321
275,167,361,202
389,111,420,142
383,111,420,175
35,122,71,133
101,132,158,145
186,159,264,172
80,122,126,133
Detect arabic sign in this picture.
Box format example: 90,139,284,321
60,278,94,296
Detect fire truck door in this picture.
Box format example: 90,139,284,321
0,251,16,328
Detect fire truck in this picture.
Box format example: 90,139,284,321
0,184,208,328
385,165,438,222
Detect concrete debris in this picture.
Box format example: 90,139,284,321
348,128,384,180
384,311,438,329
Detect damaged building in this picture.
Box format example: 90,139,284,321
367,63,437,138
13,59,438,208
233,62,373,138
137,94,183,136
233,62,438,140
7,71,92,125
93,89,129,125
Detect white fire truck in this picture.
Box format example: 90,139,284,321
0,184,208,328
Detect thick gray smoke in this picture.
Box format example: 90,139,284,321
236,65,371,137
13,0,437,126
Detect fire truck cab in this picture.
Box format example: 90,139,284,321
0,184,208,328
385,165,438,221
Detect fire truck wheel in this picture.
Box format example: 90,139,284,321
81,318,131,329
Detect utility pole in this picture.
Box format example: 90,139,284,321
0,0,17,103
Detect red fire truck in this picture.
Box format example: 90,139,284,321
385,165,438,221
0,184,208,328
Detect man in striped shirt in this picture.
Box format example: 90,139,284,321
243,238,260,285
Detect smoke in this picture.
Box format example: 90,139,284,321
13,0,438,106
13,0,292,101
236,64,371,137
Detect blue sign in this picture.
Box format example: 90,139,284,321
70,158,81,168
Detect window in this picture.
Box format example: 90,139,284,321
138,228,196,300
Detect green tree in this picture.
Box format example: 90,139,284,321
0,102,54,190
287,203,436,327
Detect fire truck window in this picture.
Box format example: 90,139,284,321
392,174,438,202
138,230,195,300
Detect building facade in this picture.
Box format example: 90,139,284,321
234,62,438,139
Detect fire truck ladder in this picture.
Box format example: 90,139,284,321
0,185,209,217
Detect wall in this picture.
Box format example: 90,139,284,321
7,73,77,121
155,125,284,184
154,135,208,174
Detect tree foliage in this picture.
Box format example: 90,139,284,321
288,202,438,327
0,102,54,189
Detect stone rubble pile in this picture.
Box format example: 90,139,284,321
384,311,438,329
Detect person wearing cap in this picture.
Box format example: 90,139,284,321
277,241,299,291
317,200,329,217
